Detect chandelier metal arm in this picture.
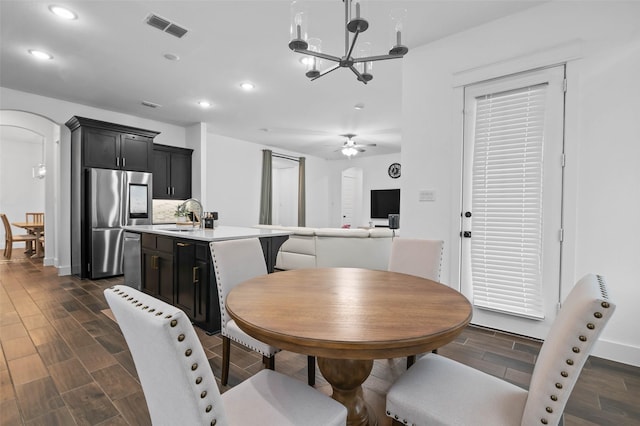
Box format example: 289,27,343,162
352,54,404,63
294,49,341,63
310,64,341,81
346,29,361,61
348,65,368,85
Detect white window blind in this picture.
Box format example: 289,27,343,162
471,83,548,319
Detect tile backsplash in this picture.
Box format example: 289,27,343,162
152,199,185,224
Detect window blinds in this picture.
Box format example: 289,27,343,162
471,83,548,319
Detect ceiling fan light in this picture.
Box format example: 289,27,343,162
342,146,358,157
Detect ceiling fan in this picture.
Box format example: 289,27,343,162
336,134,376,157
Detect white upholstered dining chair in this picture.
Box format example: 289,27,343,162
385,274,615,426
104,285,347,426
388,238,445,368
210,238,316,386
388,238,444,282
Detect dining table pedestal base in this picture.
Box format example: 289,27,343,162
317,357,376,426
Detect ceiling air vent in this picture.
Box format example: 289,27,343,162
141,101,161,109
145,13,188,38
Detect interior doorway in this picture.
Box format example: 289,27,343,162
0,110,60,268
272,156,299,226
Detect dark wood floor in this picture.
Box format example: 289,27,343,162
1,254,639,425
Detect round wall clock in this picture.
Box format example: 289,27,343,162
388,162,401,179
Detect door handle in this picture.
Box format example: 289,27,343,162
193,267,199,285
152,255,159,269
167,187,170,195
462,231,472,238
177,242,190,247
116,157,120,167
122,157,126,168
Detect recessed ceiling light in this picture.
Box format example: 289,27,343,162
354,103,365,110
240,82,255,91
198,101,211,108
164,53,180,61
28,49,53,60
49,5,77,20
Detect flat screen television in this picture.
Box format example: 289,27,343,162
370,189,400,219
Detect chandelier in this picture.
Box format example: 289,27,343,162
288,0,408,84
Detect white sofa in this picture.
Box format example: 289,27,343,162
254,225,395,271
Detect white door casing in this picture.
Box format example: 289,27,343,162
460,66,566,339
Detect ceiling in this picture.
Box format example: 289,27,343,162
0,1,544,159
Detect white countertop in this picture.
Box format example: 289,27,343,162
122,224,292,242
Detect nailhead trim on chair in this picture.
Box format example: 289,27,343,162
210,243,280,358
108,286,219,426
386,410,413,426
537,274,612,426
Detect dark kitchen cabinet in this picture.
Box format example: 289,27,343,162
141,234,174,304
67,117,156,172
135,232,288,334
66,116,159,278
152,144,193,199
174,240,209,323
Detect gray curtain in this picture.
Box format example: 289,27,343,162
298,157,306,227
259,150,272,224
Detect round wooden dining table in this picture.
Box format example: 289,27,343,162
226,267,472,426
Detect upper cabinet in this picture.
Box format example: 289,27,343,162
66,116,159,172
152,144,193,199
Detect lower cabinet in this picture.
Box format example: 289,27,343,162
141,233,221,333
139,233,288,334
174,241,208,324
141,234,174,305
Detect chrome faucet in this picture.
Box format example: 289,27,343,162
179,198,204,229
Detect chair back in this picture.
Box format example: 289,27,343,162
388,238,444,281
521,274,615,426
1,214,13,239
25,212,44,224
104,285,228,426
210,238,268,330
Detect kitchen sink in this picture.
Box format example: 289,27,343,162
164,228,197,232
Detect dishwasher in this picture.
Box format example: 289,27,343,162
123,232,141,290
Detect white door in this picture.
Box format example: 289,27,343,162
341,174,355,227
460,66,566,339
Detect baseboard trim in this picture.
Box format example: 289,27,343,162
56,265,72,276
592,339,640,367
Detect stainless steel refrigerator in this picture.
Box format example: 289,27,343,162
88,168,152,279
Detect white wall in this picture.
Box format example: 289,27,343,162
328,153,402,228
0,87,187,274
202,132,332,228
401,1,640,365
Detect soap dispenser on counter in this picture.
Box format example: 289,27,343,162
204,212,218,229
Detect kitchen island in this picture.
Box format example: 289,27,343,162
122,225,291,333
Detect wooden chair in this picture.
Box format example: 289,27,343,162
388,238,445,368
1,213,38,259
104,285,346,426
25,212,44,252
386,274,615,426
210,238,316,387
25,212,44,224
